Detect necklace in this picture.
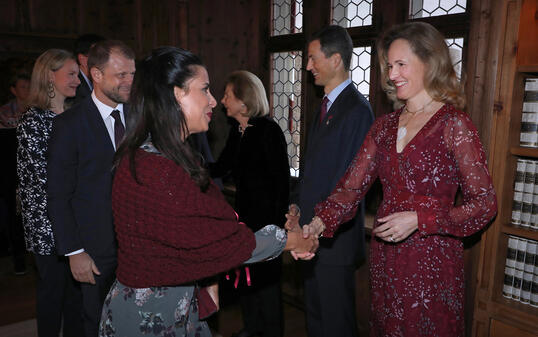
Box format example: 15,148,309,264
397,99,434,141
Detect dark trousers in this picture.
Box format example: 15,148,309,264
239,259,283,337
1,195,26,266
80,255,116,337
303,262,358,337
34,254,83,337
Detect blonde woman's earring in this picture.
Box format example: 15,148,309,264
48,81,55,99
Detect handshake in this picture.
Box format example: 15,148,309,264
284,204,326,260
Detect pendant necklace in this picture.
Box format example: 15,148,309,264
397,99,434,141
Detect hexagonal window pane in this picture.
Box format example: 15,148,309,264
332,0,373,28
272,51,302,177
410,0,466,19
445,37,464,79
350,46,372,100
272,0,303,36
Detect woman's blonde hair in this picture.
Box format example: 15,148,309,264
225,70,269,118
377,22,465,110
26,49,76,110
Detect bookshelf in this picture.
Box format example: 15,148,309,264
472,1,538,336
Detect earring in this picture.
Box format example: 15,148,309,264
48,81,55,99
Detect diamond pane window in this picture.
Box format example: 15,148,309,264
271,51,302,177
445,37,464,79
410,0,467,18
272,0,303,36
350,46,372,100
332,0,373,28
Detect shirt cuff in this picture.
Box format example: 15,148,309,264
65,249,85,256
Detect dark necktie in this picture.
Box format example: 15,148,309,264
110,109,125,149
320,96,329,123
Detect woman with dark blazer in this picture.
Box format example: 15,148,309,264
211,70,290,337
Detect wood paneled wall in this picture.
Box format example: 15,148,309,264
186,0,269,156
0,0,269,156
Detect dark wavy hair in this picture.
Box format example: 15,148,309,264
115,46,210,191
377,22,465,109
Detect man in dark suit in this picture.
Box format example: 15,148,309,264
66,34,105,107
289,25,374,337
47,40,135,337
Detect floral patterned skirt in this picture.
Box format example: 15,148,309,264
99,279,211,337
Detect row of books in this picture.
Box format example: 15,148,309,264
503,235,537,307
511,158,538,229
520,77,538,148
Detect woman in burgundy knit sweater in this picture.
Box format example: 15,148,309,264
97,47,317,337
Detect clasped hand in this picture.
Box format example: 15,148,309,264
284,204,322,260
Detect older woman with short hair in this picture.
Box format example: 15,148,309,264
211,70,290,337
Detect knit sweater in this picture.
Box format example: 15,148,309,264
113,149,256,288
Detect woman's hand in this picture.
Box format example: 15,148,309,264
286,230,318,260
373,211,418,243
302,216,325,238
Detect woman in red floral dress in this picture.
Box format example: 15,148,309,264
298,22,498,336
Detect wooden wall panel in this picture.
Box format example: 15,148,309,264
517,0,538,66
0,0,20,31
27,0,78,34
186,0,269,157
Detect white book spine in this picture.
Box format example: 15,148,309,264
521,192,533,227
521,79,538,147
503,236,518,298
522,240,537,304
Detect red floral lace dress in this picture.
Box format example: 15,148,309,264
315,104,497,337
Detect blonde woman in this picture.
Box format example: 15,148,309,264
211,71,290,337
17,49,82,337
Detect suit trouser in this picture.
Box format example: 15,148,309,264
80,255,116,337
34,254,83,337
303,262,358,337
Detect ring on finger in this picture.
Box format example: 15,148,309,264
389,235,395,242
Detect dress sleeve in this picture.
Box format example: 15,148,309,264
244,225,287,264
17,112,46,187
416,113,497,238
314,117,382,237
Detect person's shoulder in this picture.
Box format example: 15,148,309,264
20,107,50,123
255,116,282,131
440,103,474,126
57,97,94,122
247,116,281,137
335,84,372,115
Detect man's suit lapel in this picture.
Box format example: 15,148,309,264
84,99,115,154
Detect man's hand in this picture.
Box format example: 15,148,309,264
285,204,300,231
68,252,100,284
